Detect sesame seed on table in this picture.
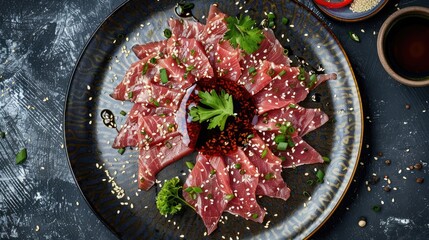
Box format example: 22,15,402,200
0,0,428,239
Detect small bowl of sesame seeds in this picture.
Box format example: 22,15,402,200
314,0,389,22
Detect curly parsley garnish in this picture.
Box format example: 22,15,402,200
189,89,235,131
224,15,265,54
156,177,195,215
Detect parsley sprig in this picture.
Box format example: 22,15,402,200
156,177,195,215
189,89,235,131
224,15,265,54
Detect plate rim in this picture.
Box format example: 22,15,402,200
63,0,364,239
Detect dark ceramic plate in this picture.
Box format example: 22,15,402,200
64,0,363,239
314,0,389,22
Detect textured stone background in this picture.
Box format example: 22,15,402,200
0,0,428,239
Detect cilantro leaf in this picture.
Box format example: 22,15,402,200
189,89,235,131
156,177,195,215
224,15,265,54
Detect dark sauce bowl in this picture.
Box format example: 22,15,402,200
377,6,429,87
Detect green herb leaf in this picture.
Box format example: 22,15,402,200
119,110,127,116
189,89,235,131
164,28,172,38
224,15,265,54
349,31,360,42
261,148,268,158
282,17,289,25
160,68,169,84
372,205,381,212
16,148,27,164
323,156,331,163
118,148,125,155
185,161,194,170
156,177,195,215
0,131,5,139
142,62,149,75
316,169,325,183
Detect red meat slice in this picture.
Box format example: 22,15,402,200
213,40,242,81
259,131,324,168
138,134,193,190
154,56,197,89
132,40,167,60
243,134,290,200
112,105,173,148
242,29,290,68
169,18,204,39
110,54,158,101
183,154,233,235
254,105,329,136
225,149,266,223
199,5,229,64
134,83,185,111
167,37,214,79
137,114,180,148
252,65,309,114
238,60,273,95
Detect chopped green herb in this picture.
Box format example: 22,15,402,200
165,141,173,149
0,131,5,139
261,148,268,158
283,48,289,55
323,156,331,163
306,179,314,186
287,126,295,134
248,67,257,76
303,191,311,198
185,186,203,200
128,91,133,99
247,133,254,139
210,169,217,175
150,98,160,107
142,62,149,75
288,103,297,109
185,161,194,170
224,15,265,54
372,205,381,212
279,70,286,77
277,142,288,151
264,172,274,180
172,54,181,65
225,194,235,201
119,110,127,116
234,163,242,169
189,89,235,131
160,68,169,84
282,17,289,25
16,148,27,164
349,31,360,42
186,65,195,72
163,28,172,38
274,135,286,144
316,169,325,183
118,148,125,155
251,213,259,219
190,49,196,56
150,57,157,64
267,12,276,21
239,169,246,175
156,177,195,215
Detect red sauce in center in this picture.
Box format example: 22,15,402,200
186,78,256,156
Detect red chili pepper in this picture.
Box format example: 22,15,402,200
314,0,354,9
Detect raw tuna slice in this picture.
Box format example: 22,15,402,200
167,37,214,78
110,54,158,101
238,60,273,95
169,18,204,39
134,83,185,111
254,105,329,136
137,114,180,147
199,5,228,63
242,29,290,68
112,105,173,148
138,135,193,190
260,131,324,168
225,149,265,223
151,56,197,89
243,134,290,200
132,40,167,60
252,66,309,114
183,154,233,235
213,40,242,81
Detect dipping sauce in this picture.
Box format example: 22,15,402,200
384,15,429,80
